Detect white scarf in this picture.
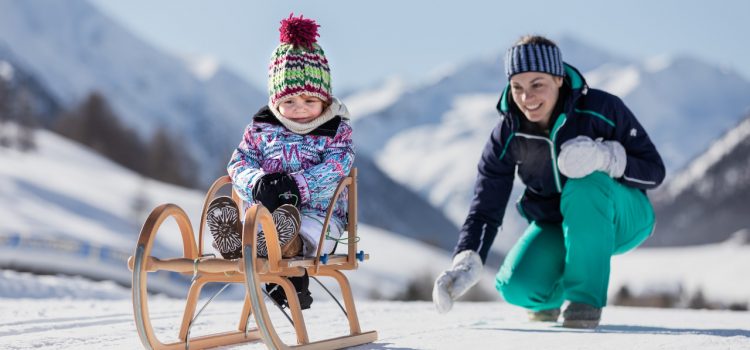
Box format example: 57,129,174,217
268,98,350,135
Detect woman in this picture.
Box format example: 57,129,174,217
432,35,665,328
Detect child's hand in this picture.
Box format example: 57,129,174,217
252,173,301,212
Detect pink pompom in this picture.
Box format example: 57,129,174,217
279,13,320,50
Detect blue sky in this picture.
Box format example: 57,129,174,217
91,0,750,92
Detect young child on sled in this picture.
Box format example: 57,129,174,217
207,14,354,311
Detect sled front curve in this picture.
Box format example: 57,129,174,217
129,203,263,350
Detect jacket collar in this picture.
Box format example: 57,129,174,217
252,105,344,137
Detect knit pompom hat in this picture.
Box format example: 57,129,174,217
268,14,332,108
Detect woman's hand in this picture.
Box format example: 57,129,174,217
558,136,626,178
432,250,483,313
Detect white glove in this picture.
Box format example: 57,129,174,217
432,250,483,314
557,136,627,179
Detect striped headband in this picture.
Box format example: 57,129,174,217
505,43,564,78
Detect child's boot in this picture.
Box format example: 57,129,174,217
207,196,242,259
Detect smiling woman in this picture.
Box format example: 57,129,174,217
432,34,666,329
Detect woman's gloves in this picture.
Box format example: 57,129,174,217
557,136,627,179
252,173,301,212
432,250,483,314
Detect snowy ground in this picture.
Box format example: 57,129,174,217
0,296,748,349
0,271,748,349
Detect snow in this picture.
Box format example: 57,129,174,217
0,59,13,81
0,296,748,349
585,63,641,97
182,54,221,81
610,242,750,306
644,54,674,73
344,76,408,119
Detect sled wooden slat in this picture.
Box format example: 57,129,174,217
128,168,377,349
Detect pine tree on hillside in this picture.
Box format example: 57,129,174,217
0,78,10,148
55,92,146,172
15,89,37,151
145,127,197,188
0,79,37,151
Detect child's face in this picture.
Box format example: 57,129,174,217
278,94,325,123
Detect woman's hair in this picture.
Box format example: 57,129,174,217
514,35,558,47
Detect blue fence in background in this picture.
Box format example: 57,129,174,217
0,232,190,289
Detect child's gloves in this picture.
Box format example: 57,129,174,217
432,250,483,314
557,136,627,179
252,173,301,212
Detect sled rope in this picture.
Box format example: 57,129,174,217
185,283,231,350
262,285,295,326
304,214,360,245
311,276,347,317
279,192,299,207
191,254,216,282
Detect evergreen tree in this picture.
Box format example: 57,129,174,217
15,89,37,152
55,92,147,174
0,78,12,148
145,127,197,187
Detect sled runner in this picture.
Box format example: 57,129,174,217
127,168,377,349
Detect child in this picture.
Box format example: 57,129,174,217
207,14,354,310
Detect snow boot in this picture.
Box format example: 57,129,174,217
265,270,313,310
207,196,242,259
528,308,560,322
257,204,302,258
562,302,601,329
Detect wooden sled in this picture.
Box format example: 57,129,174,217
127,168,377,349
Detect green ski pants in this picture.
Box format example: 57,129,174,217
495,172,655,310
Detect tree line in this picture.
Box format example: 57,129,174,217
54,92,198,188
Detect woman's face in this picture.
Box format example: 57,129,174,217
510,72,563,129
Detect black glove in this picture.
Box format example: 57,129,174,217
251,173,301,212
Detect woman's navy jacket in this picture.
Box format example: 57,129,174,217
454,63,665,262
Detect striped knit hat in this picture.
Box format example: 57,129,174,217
268,14,332,108
505,42,564,78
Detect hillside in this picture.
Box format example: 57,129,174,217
648,114,750,246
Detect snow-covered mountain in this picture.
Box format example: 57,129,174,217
647,114,750,246
587,55,750,168
0,0,266,182
352,36,750,252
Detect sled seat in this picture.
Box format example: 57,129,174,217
127,168,377,350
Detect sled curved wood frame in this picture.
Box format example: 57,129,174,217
127,168,377,349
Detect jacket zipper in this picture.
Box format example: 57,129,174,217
514,113,567,193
